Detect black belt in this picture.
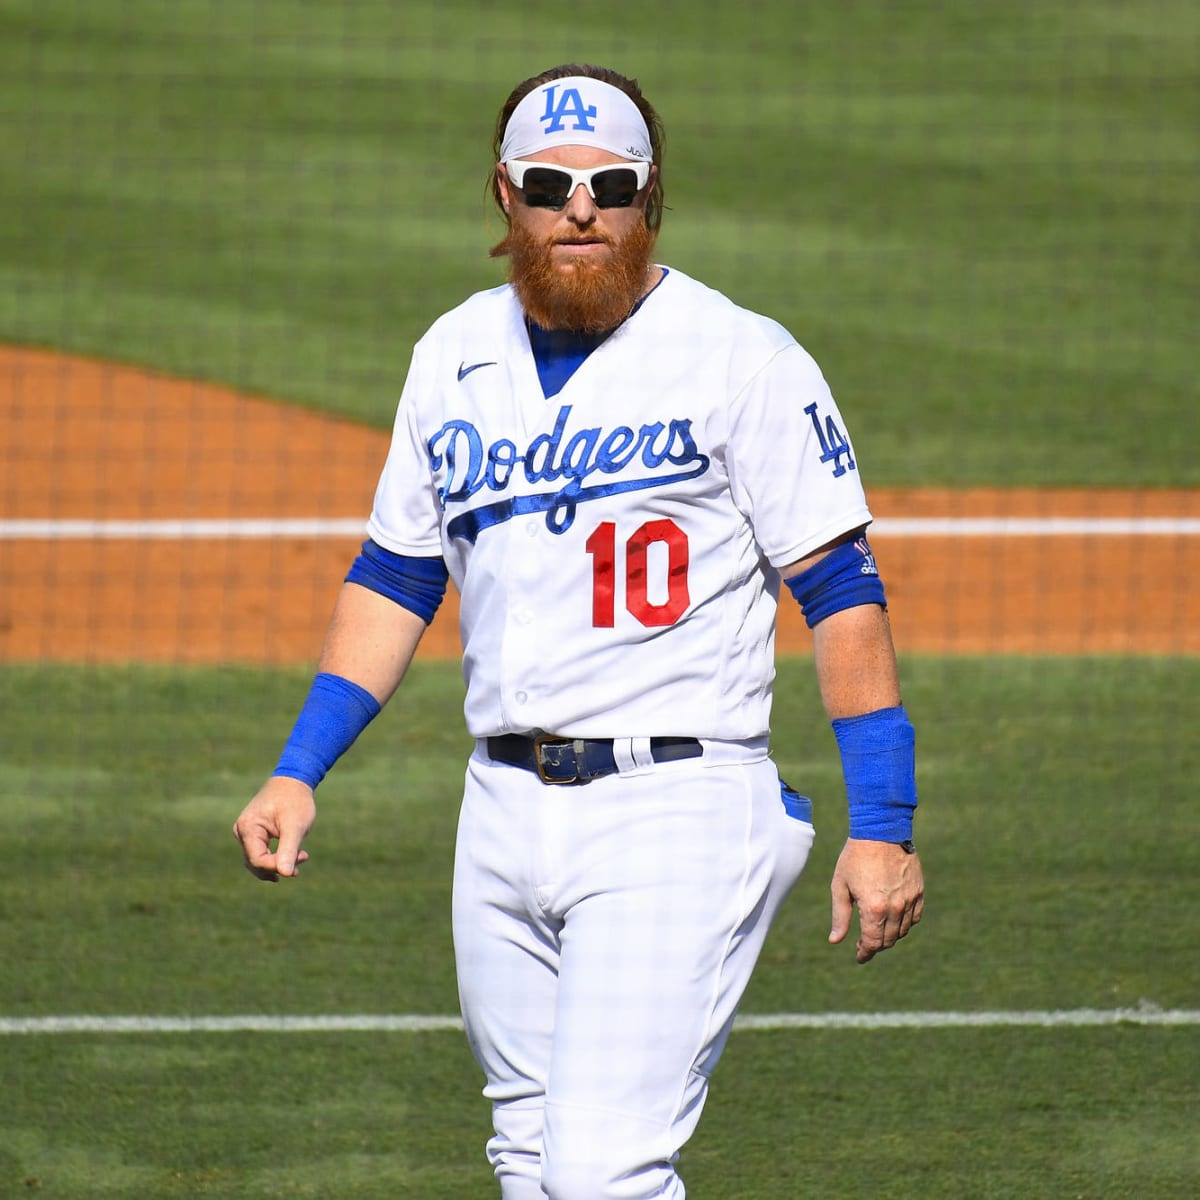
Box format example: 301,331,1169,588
486,733,703,785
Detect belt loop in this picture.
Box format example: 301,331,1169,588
613,738,637,773
629,737,655,770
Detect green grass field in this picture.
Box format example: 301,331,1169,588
1,0,1197,483
1,660,1196,1197
1,0,1198,1196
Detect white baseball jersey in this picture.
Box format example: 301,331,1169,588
366,267,872,740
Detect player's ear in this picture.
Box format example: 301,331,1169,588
641,163,661,226
495,165,513,217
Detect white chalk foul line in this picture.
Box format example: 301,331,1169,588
1,1008,1195,1035
875,517,1200,537
731,1007,1200,1029
1,517,1199,540
0,518,368,539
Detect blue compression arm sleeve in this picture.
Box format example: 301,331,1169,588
344,540,449,625
832,705,918,842
273,672,382,790
784,536,886,628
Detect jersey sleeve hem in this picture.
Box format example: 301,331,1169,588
364,516,443,559
765,507,874,572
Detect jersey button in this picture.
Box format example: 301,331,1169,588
515,690,528,705
525,523,537,538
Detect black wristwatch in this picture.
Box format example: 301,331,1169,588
896,839,916,854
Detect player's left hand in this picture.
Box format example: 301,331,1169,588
829,839,924,964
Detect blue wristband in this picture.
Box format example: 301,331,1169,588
272,672,382,790
831,704,917,842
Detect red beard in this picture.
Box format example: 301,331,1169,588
501,218,657,333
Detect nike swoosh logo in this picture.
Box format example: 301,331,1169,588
457,360,498,381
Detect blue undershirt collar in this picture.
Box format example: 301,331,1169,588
527,268,669,398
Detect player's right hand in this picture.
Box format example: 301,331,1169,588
232,776,316,882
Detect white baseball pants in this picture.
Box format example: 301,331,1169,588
452,741,815,1199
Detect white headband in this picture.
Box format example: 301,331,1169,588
500,76,653,163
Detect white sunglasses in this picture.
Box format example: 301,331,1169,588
504,158,653,210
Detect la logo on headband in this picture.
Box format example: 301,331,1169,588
500,75,652,163
540,85,597,134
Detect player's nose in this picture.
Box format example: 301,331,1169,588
564,183,597,223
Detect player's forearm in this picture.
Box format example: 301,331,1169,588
810,603,901,720
267,583,428,793
812,604,917,844
317,581,429,706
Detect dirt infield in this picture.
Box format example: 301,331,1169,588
2,346,1197,664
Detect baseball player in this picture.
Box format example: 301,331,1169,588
234,64,924,1199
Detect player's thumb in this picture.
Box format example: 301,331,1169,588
829,880,852,945
275,826,304,878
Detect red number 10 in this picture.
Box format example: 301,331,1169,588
585,519,690,628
